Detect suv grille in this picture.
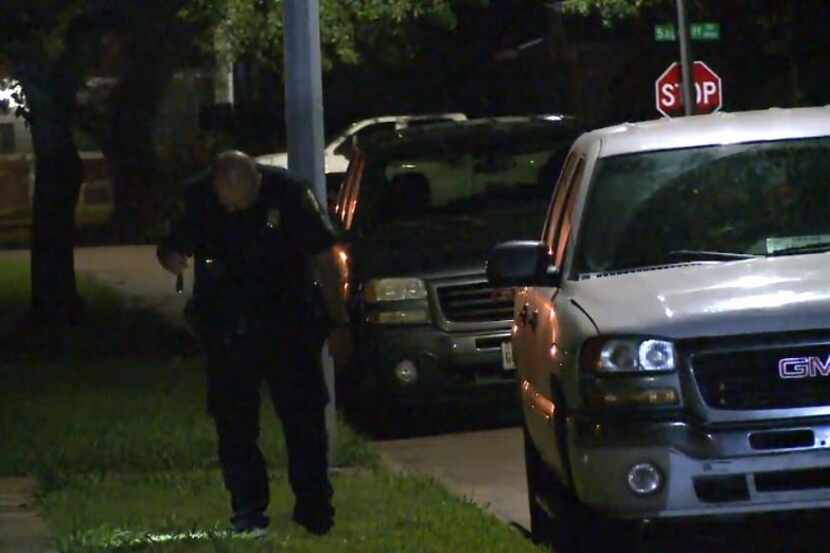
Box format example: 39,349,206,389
692,345,830,410
436,282,513,323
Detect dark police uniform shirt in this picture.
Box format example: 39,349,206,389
159,165,337,337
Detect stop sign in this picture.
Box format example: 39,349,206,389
655,61,722,117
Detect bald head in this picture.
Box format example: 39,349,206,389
213,150,262,213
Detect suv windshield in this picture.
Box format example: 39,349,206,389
575,136,830,275
355,134,571,265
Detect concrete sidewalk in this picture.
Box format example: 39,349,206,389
1,246,192,327
0,478,55,553
74,246,192,326
377,427,529,529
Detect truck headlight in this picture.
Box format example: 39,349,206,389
584,337,677,374
364,278,428,303
639,340,675,371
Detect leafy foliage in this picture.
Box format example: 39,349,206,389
560,0,668,21
182,0,474,69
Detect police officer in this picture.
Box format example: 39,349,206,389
157,150,350,536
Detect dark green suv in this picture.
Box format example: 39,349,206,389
332,116,580,431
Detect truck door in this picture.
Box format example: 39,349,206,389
518,155,585,479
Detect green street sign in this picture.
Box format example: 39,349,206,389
654,22,720,42
655,23,676,42
692,22,721,41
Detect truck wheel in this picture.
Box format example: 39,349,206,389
523,425,584,552
524,424,646,552
591,518,647,553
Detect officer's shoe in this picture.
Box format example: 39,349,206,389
292,503,334,536
232,526,268,540
231,512,270,539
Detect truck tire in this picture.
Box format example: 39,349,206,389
523,424,584,551
523,424,645,553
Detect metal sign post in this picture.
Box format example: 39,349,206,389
282,0,336,465
675,0,695,116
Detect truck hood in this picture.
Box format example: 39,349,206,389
570,254,830,339
256,151,348,174
256,152,288,167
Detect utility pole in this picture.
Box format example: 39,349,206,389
675,0,695,116
282,0,336,464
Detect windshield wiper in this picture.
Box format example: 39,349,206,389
667,250,758,262
767,242,830,256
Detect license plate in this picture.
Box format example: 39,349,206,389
501,341,516,371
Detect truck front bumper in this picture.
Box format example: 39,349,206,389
357,324,515,405
567,417,830,519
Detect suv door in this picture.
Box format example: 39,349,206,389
335,152,366,231
516,154,585,480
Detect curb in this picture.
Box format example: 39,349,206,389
0,477,56,553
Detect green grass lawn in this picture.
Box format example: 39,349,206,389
0,258,541,553
0,256,30,323
44,471,538,553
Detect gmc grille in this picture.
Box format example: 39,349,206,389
691,345,830,410
436,282,513,323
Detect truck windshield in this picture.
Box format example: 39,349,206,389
575,136,830,275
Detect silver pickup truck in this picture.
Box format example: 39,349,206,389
487,107,830,552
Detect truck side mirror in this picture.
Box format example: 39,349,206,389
486,241,561,288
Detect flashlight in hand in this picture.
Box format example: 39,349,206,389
176,273,184,294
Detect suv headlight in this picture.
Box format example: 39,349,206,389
364,278,428,303
363,278,432,325
584,337,677,374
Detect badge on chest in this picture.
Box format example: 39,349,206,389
266,208,281,230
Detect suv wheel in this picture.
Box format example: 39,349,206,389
371,382,417,439
372,394,401,439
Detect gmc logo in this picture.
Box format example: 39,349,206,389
779,356,830,379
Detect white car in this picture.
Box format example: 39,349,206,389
487,106,830,552
257,113,467,177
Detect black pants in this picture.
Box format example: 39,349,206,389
204,329,332,525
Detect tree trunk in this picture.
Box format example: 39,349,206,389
20,77,84,324
106,45,176,243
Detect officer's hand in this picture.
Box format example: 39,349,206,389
327,327,353,371
160,251,189,275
